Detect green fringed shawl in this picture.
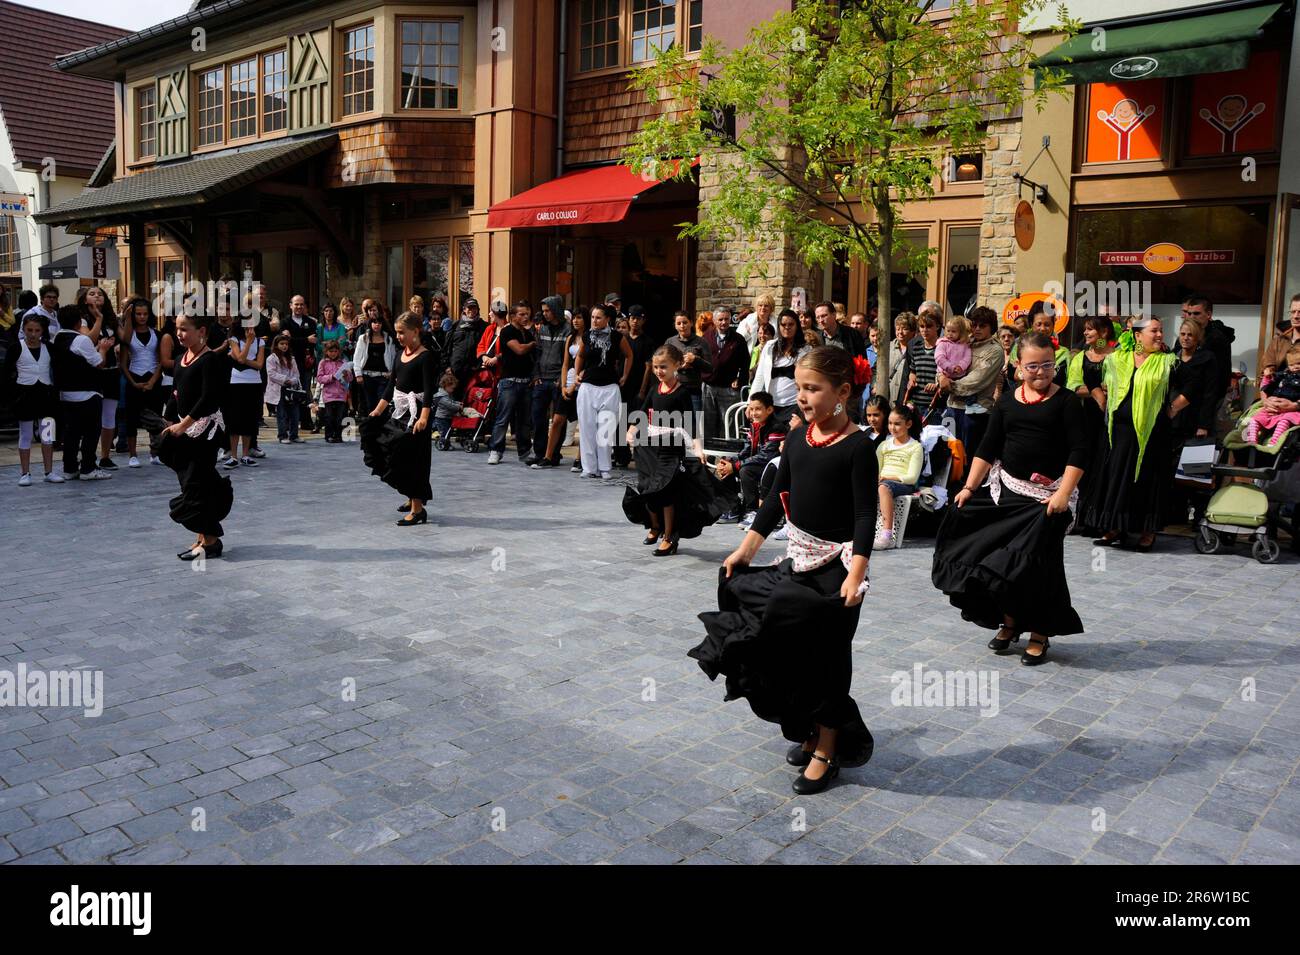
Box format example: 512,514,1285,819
1103,342,1176,479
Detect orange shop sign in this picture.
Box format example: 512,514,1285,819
1099,243,1234,275
1001,291,1070,334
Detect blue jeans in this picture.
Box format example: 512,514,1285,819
489,378,530,455
530,380,560,459
277,396,300,439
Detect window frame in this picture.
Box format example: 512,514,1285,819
572,0,702,78
195,65,226,148
340,21,378,117
184,44,289,155
262,49,288,134
227,56,259,143
135,85,157,160
0,213,19,276
396,16,464,113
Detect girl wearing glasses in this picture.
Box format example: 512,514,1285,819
932,332,1089,666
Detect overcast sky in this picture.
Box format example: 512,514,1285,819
20,0,192,32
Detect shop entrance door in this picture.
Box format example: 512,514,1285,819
1271,194,1300,343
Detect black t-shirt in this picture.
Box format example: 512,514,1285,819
625,333,653,397
499,324,535,379
641,382,695,449
976,386,1088,481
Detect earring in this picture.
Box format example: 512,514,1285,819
835,402,843,415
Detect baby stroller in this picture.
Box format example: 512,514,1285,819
442,365,497,453
1194,402,1300,564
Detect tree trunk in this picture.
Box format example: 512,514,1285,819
873,189,894,396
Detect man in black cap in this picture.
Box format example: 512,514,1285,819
604,292,625,324
447,297,487,399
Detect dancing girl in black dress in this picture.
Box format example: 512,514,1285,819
159,314,233,561
361,312,436,526
690,347,876,795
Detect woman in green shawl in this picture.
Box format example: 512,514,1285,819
1085,316,1177,552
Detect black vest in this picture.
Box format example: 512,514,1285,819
51,330,100,395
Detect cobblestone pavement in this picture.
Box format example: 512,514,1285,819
1,438,1298,865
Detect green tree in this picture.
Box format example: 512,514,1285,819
626,0,1071,390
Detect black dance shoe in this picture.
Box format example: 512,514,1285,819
651,537,679,556
792,753,839,795
988,627,1021,653
396,511,428,527
786,744,813,767
1092,534,1125,547
643,531,661,546
397,502,411,513
1020,636,1050,666
179,539,222,561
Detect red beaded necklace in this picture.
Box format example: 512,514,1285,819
1019,383,1051,406
805,417,850,448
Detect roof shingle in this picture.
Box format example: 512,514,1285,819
34,134,337,226
0,0,128,177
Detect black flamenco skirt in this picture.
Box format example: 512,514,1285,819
621,443,729,539
1081,392,1170,535
359,412,433,503
156,427,233,538
690,559,875,766
1074,399,1109,533
931,485,1083,637
13,382,55,423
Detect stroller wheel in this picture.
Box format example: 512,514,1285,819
465,440,478,453
1252,538,1281,564
1193,525,1221,555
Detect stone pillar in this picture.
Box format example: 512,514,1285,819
978,119,1023,312
694,148,818,315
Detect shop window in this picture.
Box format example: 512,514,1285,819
342,23,376,116
944,225,980,318
196,67,225,146
1084,79,1165,164
457,239,474,308
136,86,156,159
579,0,621,72
263,50,287,133
399,19,461,110
386,244,404,319
632,0,676,63
228,57,258,140
413,241,451,303
1072,203,1269,314
1185,49,1279,158
457,190,475,210
948,153,982,182
0,214,18,275
411,195,452,217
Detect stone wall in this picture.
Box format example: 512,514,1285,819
978,119,1023,311
694,149,819,314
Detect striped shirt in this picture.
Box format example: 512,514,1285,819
907,338,938,413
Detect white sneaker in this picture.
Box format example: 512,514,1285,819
487,450,502,465
149,454,160,465
248,447,266,459
128,456,141,468
601,471,613,481
873,532,894,550
44,471,64,484
83,469,112,481
771,524,788,541
739,510,757,529
18,473,31,487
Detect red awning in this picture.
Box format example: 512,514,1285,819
486,161,695,230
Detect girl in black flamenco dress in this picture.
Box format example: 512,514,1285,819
360,312,435,526
622,345,728,554
690,347,876,795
